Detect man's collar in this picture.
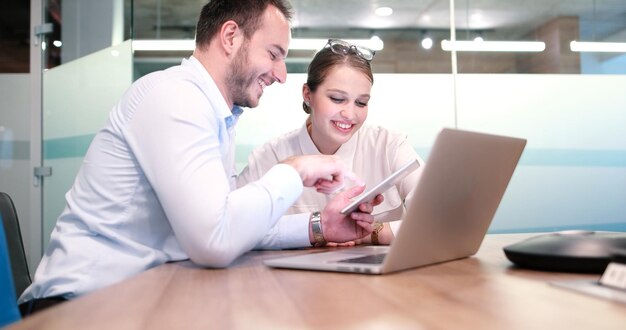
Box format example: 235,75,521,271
225,106,244,128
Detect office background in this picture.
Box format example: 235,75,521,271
1,0,625,275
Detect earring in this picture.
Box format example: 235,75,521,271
304,101,310,107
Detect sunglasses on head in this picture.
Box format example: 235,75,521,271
325,39,376,61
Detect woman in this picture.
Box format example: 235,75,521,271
238,39,424,245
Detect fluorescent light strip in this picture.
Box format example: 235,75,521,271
289,36,384,51
133,37,384,52
441,40,546,52
570,41,626,52
132,39,196,51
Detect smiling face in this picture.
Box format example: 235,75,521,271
304,64,372,155
226,5,290,108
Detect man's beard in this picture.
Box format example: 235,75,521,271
226,42,258,108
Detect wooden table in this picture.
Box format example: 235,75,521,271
9,234,626,329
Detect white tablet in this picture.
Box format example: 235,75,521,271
340,158,420,215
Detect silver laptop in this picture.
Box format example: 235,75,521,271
264,128,527,274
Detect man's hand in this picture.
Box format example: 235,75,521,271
280,155,363,194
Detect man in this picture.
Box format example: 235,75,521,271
19,0,380,316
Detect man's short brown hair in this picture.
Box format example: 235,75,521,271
195,0,293,49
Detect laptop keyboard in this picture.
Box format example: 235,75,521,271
336,253,387,264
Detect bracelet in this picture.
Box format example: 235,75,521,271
310,211,326,247
371,222,384,245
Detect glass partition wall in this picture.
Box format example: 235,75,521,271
39,0,134,250
34,0,626,257
0,2,32,269
448,0,626,232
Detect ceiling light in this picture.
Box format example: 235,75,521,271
473,32,484,42
441,40,545,52
368,36,384,51
570,41,626,52
375,7,393,17
421,37,433,50
420,32,433,50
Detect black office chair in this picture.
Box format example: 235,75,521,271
0,192,32,298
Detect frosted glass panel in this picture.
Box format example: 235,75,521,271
42,40,133,248
237,73,626,233
456,74,626,232
0,74,36,270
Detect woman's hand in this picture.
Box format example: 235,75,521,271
318,185,384,244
